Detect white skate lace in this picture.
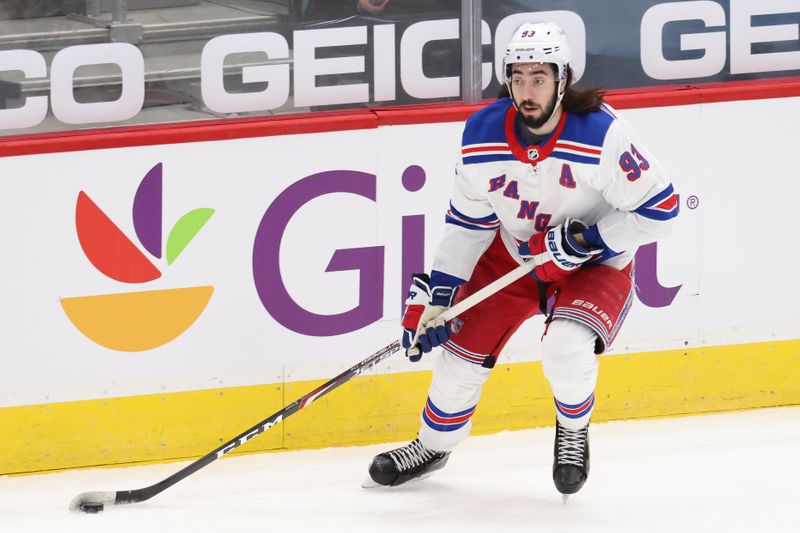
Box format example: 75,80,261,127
388,439,436,472
557,426,588,467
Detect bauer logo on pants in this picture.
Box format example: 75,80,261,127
570,299,613,330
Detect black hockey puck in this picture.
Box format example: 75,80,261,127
79,502,104,514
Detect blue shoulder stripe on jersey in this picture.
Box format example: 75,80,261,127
559,108,615,151
635,184,679,221
463,153,518,165
449,202,498,223
461,98,513,147
551,151,601,165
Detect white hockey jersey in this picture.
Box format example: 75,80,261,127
432,97,678,285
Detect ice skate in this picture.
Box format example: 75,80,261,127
363,438,450,488
553,420,590,502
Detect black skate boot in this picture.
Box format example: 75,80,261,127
552,420,590,500
367,438,450,487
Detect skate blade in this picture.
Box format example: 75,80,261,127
562,494,570,505
361,470,438,490
361,477,381,489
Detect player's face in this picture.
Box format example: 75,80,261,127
509,63,559,129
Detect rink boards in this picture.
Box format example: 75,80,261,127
1,80,799,474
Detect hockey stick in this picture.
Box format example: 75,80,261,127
69,259,536,513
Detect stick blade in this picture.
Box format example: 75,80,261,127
69,491,117,513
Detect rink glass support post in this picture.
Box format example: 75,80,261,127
460,0,482,105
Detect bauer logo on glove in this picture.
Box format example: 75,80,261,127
400,273,458,362
518,218,602,283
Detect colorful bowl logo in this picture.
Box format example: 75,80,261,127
61,163,215,351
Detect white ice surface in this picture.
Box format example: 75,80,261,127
1,406,798,533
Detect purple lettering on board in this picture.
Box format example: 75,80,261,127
252,170,384,336
401,215,424,314
400,165,427,315
634,242,681,308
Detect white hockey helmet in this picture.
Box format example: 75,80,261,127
503,22,572,85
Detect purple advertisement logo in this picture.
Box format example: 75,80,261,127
633,242,681,308
253,166,680,337
253,170,382,337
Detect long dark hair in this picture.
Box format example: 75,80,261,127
498,65,605,114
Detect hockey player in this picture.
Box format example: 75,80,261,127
367,22,678,497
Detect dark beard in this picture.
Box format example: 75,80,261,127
516,92,558,129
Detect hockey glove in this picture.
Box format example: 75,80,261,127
518,218,601,283
401,273,458,362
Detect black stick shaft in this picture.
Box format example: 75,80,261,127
74,259,536,510
114,340,401,505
